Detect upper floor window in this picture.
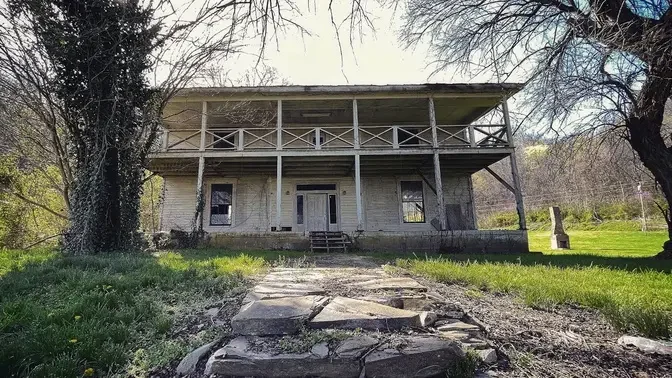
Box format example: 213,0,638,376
210,184,232,226
401,181,425,223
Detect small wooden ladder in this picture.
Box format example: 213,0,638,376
309,231,349,253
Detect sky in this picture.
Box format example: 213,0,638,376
217,1,484,86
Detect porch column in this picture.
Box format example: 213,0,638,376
196,155,205,231
429,97,438,148
276,155,282,230
276,100,282,150
429,97,447,231
502,99,527,230
353,99,360,149
200,101,207,151
433,152,447,231
354,154,363,231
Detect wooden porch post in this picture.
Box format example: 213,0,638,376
195,156,205,231
276,155,282,231
200,101,207,152
429,97,447,231
433,152,447,231
355,154,363,231
502,99,527,230
276,100,282,151
353,99,360,149
429,97,438,148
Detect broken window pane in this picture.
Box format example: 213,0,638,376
401,181,425,223
210,184,232,225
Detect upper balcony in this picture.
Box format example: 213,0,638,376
152,84,520,157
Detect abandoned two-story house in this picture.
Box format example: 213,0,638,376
148,84,528,253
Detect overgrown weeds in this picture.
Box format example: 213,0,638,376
402,256,672,338
0,249,266,377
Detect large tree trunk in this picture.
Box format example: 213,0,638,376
627,75,672,256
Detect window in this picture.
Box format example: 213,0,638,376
296,195,304,224
210,184,232,225
213,131,235,149
296,184,336,191
401,181,425,223
329,195,337,224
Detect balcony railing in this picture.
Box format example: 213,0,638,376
158,124,510,152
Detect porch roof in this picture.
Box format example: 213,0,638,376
174,83,523,99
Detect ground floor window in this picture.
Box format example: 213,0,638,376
210,184,232,226
329,194,337,223
401,181,425,223
296,194,304,224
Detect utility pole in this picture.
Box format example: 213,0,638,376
638,182,647,232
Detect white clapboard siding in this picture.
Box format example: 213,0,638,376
161,176,197,231
160,173,475,234
362,174,474,232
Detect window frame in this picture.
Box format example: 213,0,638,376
399,180,426,224
209,183,233,226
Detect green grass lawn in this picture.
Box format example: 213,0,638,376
401,230,672,339
0,249,300,378
1,230,670,376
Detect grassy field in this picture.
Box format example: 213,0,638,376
402,230,672,338
1,230,670,376
0,249,292,378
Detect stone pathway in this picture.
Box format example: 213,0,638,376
205,264,495,377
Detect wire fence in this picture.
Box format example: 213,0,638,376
476,181,665,229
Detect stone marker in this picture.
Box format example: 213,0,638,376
310,296,421,330
231,295,328,335
550,206,570,249
364,336,465,378
205,336,361,378
353,277,427,291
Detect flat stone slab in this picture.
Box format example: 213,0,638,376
436,320,481,333
232,295,328,335
253,282,327,296
364,336,465,378
205,336,361,378
352,277,427,292
334,335,380,359
310,296,421,330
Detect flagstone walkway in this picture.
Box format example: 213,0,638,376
205,260,496,377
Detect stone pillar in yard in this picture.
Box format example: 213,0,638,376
550,206,570,249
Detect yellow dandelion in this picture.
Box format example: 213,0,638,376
83,367,94,377
74,315,82,321
69,339,78,343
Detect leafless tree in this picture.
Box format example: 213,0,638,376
401,0,672,255
0,0,306,253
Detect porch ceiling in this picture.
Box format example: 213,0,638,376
148,153,510,177
162,83,518,129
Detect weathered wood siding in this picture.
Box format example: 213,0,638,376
160,173,475,233
160,176,197,231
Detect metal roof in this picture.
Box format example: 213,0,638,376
174,83,524,98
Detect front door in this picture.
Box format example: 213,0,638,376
306,193,328,232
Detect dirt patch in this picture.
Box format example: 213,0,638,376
422,278,672,377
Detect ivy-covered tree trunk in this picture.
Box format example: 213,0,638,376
12,0,160,253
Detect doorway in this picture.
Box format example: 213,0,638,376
305,193,328,232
